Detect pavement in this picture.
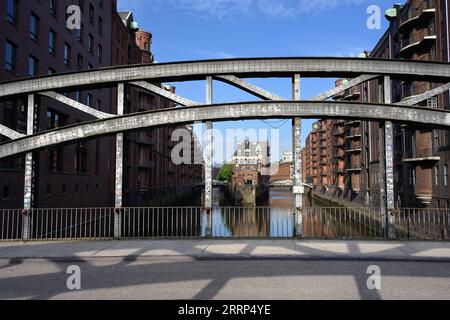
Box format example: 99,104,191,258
2,240,450,300
1,239,450,261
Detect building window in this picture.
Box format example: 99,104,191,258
98,17,103,35
86,94,92,107
30,13,39,41
64,43,71,65
433,129,440,153
427,97,438,109
88,34,93,52
75,91,81,102
77,54,83,70
47,110,63,129
75,142,88,173
89,4,94,23
6,0,17,24
430,45,437,61
76,24,83,43
435,165,439,186
4,41,16,72
46,185,51,195
48,147,64,172
445,165,449,187
48,68,55,75
97,44,102,62
49,30,57,54
88,63,93,69
96,99,101,111
28,56,38,77
49,0,57,16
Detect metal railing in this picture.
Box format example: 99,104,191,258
212,207,293,238
1,207,449,241
302,207,384,239
28,208,114,240
395,208,449,240
0,209,23,241
120,207,203,238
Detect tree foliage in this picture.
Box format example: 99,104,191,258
217,163,233,182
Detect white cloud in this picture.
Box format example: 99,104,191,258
120,0,370,20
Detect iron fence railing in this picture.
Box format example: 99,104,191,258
212,207,293,238
0,207,449,241
395,208,450,240
120,207,203,238
0,209,23,241
28,208,114,240
302,207,384,239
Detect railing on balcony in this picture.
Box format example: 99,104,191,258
403,148,440,162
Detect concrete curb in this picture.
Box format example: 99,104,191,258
2,254,450,263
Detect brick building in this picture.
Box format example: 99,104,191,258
0,0,202,209
303,0,450,209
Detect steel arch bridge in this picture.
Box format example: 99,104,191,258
1,57,450,239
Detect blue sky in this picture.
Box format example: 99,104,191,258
117,0,395,162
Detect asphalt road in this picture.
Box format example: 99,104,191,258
1,257,450,300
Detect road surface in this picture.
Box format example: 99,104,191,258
1,257,449,300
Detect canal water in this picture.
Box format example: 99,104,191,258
206,187,294,238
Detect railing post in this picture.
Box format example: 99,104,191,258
382,76,396,239
22,94,35,241
204,76,213,237
292,74,303,237
114,83,125,239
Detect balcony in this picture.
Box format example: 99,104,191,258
345,128,362,139
343,89,361,101
319,143,327,149
346,167,362,172
399,2,435,34
399,28,436,57
402,148,440,163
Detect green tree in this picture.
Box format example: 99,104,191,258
216,163,233,183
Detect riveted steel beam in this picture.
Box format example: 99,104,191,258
114,83,124,239
1,58,450,99
1,101,450,160
384,76,396,239
292,74,303,237
205,77,213,212
311,74,379,101
0,124,24,139
22,94,35,241
215,75,284,100
40,91,113,119
130,81,200,107
396,82,450,106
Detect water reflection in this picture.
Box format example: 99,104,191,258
207,188,294,238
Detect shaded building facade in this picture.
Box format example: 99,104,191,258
0,1,203,209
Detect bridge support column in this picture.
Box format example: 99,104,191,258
204,77,213,237
114,83,124,239
292,74,303,237
22,94,35,241
380,76,396,239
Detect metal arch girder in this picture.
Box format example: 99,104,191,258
130,81,200,107
39,91,113,119
311,74,379,101
1,58,450,99
0,124,24,139
214,75,284,100
396,82,450,106
1,100,449,160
